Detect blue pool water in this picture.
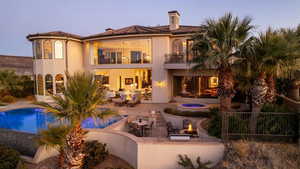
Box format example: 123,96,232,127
181,104,206,108
0,108,123,134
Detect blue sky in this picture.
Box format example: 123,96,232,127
0,0,299,56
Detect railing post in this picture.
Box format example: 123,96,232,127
298,112,300,147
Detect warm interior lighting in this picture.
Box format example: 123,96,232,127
188,123,193,132
155,81,166,87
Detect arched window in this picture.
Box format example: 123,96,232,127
55,41,64,59
37,74,44,95
172,39,183,54
43,40,53,59
36,40,42,59
45,74,53,95
55,74,64,94
33,75,37,95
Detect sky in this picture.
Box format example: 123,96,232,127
0,0,299,57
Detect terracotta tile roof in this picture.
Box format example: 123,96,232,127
0,55,33,75
83,25,202,40
27,25,203,41
26,31,82,40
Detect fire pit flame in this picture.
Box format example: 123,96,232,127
188,123,193,132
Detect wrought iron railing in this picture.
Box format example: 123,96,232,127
164,53,186,64
222,111,299,142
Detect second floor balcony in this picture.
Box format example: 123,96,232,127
164,53,196,69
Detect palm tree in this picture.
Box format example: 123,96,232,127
191,13,254,112
251,28,300,109
37,72,115,169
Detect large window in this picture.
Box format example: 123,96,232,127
55,74,64,93
55,41,64,59
45,74,53,95
173,76,218,98
43,40,53,59
37,74,44,95
36,40,42,59
93,39,152,64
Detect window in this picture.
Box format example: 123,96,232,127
55,74,64,93
36,40,42,59
55,41,63,59
45,74,53,95
95,75,109,85
172,39,183,54
43,40,53,59
37,74,44,95
95,39,151,64
131,51,141,64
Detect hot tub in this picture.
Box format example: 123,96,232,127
177,103,209,112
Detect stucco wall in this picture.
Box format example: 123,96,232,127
151,36,171,103
67,40,84,74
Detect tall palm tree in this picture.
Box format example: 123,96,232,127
252,28,300,108
191,13,254,112
37,72,115,169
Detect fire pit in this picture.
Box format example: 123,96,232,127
180,123,198,137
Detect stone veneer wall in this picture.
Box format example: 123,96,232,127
0,128,38,157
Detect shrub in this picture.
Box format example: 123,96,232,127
164,108,211,118
178,154,211,169
261,103,293,113
0,144,21,169
82,141,109,169
207,108,222,138
1,95,16,103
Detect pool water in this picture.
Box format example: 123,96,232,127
181,104,206,108
0,108,122,134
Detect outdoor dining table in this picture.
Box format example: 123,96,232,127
131,119,149,136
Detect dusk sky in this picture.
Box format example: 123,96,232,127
0,0,299,57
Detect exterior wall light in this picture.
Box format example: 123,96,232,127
155,81,166,88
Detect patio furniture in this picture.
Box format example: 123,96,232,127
132,119,149,137
144,121,154,137
127,93,141,107
112,94,127,106
180,129,198,138
182,119,192,129
166,121,180,136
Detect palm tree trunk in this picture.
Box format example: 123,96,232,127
62,124,85,169
218,67,235,112
265,74,276,103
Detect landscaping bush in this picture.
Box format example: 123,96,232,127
207,108,222,138
1,95,16,103
164,108,211,118
0,144,21,169
82,141,109,169
261,103,293,113
178,154,211,169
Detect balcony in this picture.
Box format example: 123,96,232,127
164,53,196,69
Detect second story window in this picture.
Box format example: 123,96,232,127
43,40,53,59
36,40,42,59
55,40,64,59
94,39,152,65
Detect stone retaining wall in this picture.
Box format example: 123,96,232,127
0,128,38,157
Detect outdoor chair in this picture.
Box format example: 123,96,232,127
166,121,180,136
144,121,154,137
127,93,141,107
182,119,192,129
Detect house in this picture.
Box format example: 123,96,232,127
27,11,219,103
0,55,33,76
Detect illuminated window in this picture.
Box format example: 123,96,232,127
43,40,53,59
55,74,64,93
37,74,44,95
172,39,183,54
45,74,53,95
36,40,42,59
209,77,218,88
55,41,63,59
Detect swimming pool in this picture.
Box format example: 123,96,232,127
0,108,123,134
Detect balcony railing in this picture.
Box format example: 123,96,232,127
165,53,196,64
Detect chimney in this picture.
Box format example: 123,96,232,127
168,10,180,30
105,28,113,32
